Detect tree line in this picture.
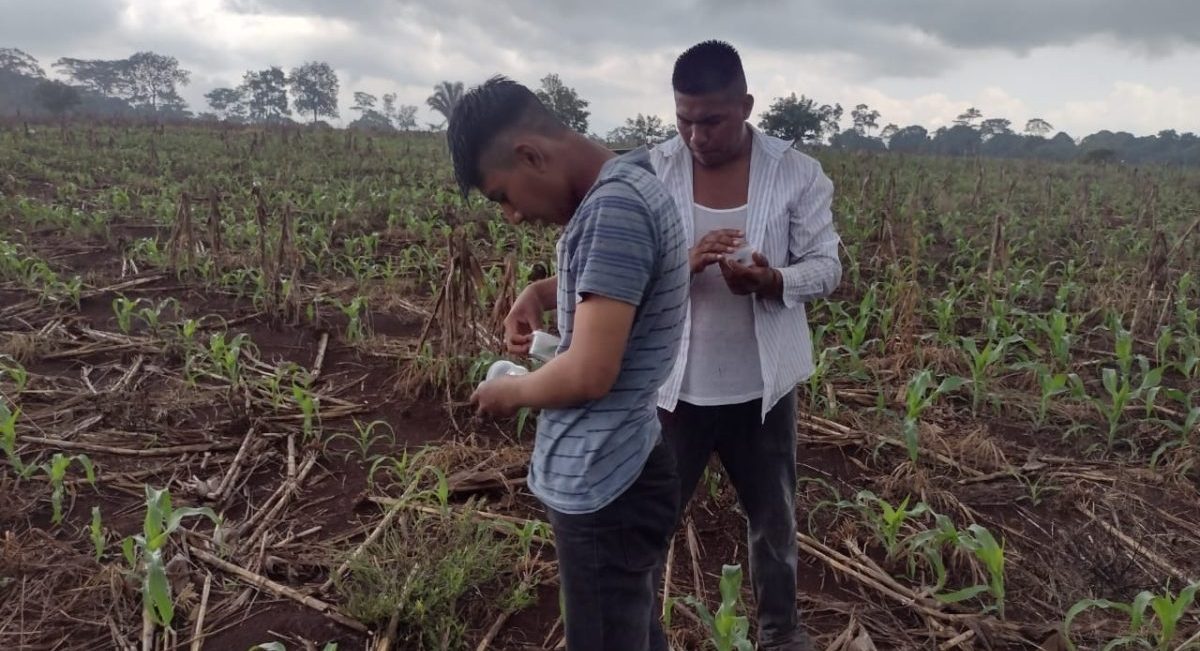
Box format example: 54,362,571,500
3,46,1198,166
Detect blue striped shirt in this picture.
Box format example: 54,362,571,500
527,147,689,515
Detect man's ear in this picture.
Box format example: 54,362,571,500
742,94,754,120
513,140,548,174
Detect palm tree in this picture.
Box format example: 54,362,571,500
426,81,464,124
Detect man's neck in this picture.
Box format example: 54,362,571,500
565,135,617,211
695,124,753,173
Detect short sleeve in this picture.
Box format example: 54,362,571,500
569,184,658,307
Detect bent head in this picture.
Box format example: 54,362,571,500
448,76,575,225
672,40,753,168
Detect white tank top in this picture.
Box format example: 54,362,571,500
678,203,764,406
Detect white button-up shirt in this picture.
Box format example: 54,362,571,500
651,125,843,422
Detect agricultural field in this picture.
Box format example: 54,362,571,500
1,122,1198,651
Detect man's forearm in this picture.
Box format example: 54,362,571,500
509,351,597,410
758,268,784,301
772,254,842,307
531,276,558,312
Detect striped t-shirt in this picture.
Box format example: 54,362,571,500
527,147,689,515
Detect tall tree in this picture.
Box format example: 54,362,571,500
1024,118,1053,137
33,80,81,115
289,61,339,123
393,104,418,130
850,103,881,136
205,87,245,121
757,93,842,144
888,125,929,153
376,92,417,130
125,51,190,112
606,114,671,147
931,124,982,156
830,129,885,152
535,73,590,133
953,107,983,128
979,118,1013,140
348,91,389,130
426,81,464,124
0,48,45,77
54,58,130,97
239,67,290,123
879,123,899,144
352,91,377,113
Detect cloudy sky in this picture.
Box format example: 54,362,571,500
4,0,1200,137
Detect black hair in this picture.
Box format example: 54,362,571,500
447,75,565,195
671,40,747,96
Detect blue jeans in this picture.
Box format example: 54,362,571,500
546,436,679,651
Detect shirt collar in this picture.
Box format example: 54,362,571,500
655,123,792,161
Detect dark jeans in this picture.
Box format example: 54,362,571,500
546,436,679,651
658,393,803,649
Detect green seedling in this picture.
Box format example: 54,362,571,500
683,564,755,651
509,519,552,559
112,295,141,334
327,419,395,462
902,369,967,462
1023,362,1076,426
90,506,106,561
332,296,370,342
855,491,930,560
0,355,28,393
961,335,1023,413
291,381,319,442
1063,582,1199,651
136,297,180,335
41,452,95,525
1,399,28,476
943,524,1006,618
1032,307,1081,370
122,486,220,629
1093,361,1165,451
207,332,254,388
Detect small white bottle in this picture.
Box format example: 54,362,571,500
729,243,756,266
485,360,529,382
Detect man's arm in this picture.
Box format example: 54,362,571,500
718,160,841,304
529,276,558,310
504,276,559,354
510,294,633,409
475,185,659,417
767,158,842,309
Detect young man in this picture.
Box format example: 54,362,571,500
455,77,690,651
651,41,842,651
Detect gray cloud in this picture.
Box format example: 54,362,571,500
224,0,957,79
2,0,1199,136
0,0,126,58
828,1,1200,54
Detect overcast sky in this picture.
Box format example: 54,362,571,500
4,0,1200,137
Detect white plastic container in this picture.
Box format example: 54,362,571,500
729,243,756,266
529,330,561,363
485,360,529,382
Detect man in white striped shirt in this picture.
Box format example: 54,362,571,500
651,40,842,651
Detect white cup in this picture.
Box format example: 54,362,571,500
530,330,561,362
